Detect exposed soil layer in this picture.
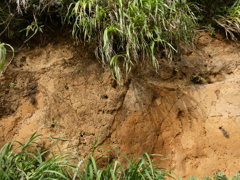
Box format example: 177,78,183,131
1,32,240,178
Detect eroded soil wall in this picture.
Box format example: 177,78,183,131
1,32,240,178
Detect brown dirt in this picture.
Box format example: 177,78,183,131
1,31,240,178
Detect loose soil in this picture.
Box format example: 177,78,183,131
1,31,240,178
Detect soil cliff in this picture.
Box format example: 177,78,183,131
1,32,240,178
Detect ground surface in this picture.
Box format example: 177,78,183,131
0,31,240,178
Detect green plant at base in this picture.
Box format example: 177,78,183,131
0,132,177,180
204,175,212,180
0,132,78,179
214,172,228,180
232,173,240,180
0,42,14,71
187,173,240,180
188,176,201,180
78,152,177,180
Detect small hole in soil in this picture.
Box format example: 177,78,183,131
177,110,183,118
111,80,117,88
152,94,158,101
50,124,55,128
102,95,108,99
20,56,26,62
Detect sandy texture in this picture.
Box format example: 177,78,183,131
0,32,240,178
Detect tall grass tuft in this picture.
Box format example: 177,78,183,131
66,0,197,82
215,0,240,40
78,152,177,180
0,132,80,179
0,132,177,179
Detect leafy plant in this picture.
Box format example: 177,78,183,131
0,42,14,71
0,0,67,46
20,15,44,40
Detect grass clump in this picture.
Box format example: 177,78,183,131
0,132,177,180
1,0,198,82
0,132,78,179
66,0,197,82
80,153,176,180
1,0,240,82
213,172,228,180
188,0,240,40
215,0,240,40
187,172,240,180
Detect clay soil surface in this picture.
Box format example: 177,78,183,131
1,32,240,178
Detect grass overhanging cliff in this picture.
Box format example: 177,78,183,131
1,0,239,82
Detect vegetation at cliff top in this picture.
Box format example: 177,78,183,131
0,0,240,82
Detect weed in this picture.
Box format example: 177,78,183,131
50,118,59,128
20,15,44,42
0,42,14,71
9,82,15,88
64,83,69,90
